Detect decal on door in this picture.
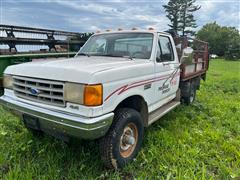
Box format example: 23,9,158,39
104,72,180,102
158,84,170,94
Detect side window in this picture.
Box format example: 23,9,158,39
158,36,174,61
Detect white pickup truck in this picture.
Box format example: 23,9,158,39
0,29,209,169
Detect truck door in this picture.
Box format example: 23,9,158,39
154,34,180,104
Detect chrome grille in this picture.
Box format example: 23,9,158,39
13,76,65,107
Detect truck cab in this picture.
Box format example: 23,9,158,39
0,29,208,169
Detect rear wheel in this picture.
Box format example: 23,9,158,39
99,108,144,169
183,85,196,105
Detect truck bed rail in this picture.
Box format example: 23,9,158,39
174,36,209,81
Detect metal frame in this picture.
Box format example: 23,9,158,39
0,24,87,54
174,36,209,81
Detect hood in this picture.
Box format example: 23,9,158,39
5,56,148,84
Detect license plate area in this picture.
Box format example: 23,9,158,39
22,114,41,130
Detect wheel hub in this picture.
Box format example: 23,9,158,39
190,91,195,103
120,123,138,158
124,135,135,145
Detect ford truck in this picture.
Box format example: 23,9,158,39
0,29,209,169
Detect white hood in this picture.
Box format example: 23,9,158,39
5,56,148,84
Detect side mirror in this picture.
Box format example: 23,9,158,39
181,47,194,64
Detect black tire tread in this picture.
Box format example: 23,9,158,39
99,108,141,169
183,83,196,105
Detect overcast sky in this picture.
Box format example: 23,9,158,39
0,0,239,33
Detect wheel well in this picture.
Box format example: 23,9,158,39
114,95,148,127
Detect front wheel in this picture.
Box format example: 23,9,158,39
99,108,144,169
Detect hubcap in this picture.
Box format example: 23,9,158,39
190,91,195,103
120,123,138,158
190,94,194,103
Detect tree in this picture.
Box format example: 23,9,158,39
196,22,240,59
179,0,201,36
163,0,182,33
163,0,201,36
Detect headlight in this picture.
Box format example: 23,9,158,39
3,75,13,89
64,83,103,106
64,83,84,104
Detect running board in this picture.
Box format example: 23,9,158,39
148,100,180,126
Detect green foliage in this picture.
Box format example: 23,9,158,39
225,49,240,61
80,32,94,41
196,22,240,59
67,32,94,52
163,0,182,32
163,0,201,36
179,0,201,36
0,59,240,179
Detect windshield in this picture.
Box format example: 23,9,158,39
78,33,153,59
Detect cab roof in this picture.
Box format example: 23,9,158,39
94,29,170,36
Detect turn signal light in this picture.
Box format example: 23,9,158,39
84,84,103,106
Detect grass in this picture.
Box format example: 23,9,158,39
0,59,240,179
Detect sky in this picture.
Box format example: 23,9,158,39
0,0,239,33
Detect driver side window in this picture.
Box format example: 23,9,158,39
157,36,174,62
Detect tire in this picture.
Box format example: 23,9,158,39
183,85,196,105
99,108,144,169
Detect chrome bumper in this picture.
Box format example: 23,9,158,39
0,95,114,140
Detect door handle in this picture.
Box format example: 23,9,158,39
163,62,170,66
173,64,180,68
163,62,180,68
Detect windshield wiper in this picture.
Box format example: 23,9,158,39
122,55,134,60
77,52,90,57
95,54,122,57
76,53,134,60
96,54,134,60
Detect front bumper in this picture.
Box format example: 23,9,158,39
0,95,114,140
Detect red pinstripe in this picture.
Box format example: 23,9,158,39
104,72,180,102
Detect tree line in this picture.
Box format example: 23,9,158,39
163,0,240,60
197,22,240,59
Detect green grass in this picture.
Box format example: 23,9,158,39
0,59,240,179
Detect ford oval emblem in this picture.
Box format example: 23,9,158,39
29,88,40,95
